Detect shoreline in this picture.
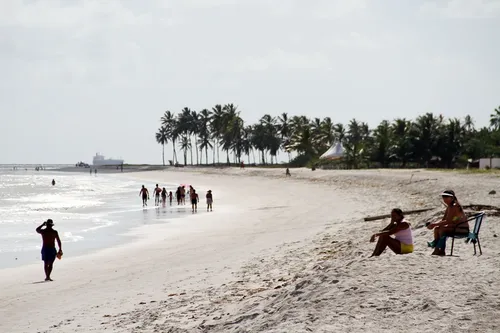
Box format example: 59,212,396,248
1,168,500,332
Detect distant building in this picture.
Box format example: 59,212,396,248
479,158,500,169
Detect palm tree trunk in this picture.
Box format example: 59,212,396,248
190,136,194,165
172,140,177,164
195,138,199,165
212,140,216,165
206,147,209,165
217,143,220,164
162,144,165,166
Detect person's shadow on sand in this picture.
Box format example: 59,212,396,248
31,280,54,284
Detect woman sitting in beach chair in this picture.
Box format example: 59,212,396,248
426,190,468,256
370,208,414,257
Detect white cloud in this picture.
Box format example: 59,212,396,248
0,1,155,29
311,0,368,19
233,49,331,72
419,0,500,18
330,31,379,49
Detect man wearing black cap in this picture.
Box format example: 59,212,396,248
36,219,62,281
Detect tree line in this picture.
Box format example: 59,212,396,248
155,104,500,169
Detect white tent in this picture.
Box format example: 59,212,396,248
320,142,344,160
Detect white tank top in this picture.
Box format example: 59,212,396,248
394,220,413,245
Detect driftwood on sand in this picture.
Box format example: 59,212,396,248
363,208,435,222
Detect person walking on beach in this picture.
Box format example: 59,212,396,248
190,189,199,212
161,187,167,205
369,208,414,257
139,185,149,207
36,219,62,281
206,190,213,212
168,191,173,205
175,187,181,205
154,184,162,206
180,186,186,205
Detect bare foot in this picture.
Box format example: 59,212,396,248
431,249,445,256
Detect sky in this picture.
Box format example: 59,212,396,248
0,0,499,164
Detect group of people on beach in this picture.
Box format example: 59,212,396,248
370,190,471,257
34,184,467,283
139,184,213,213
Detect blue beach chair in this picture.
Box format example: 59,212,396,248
448,212,486,256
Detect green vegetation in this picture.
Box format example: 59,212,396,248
155,105,500,169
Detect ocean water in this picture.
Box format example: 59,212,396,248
0,166,190,269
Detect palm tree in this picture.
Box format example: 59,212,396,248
211,104,224,164
155,126,168,166
191,110,200,165
278,112,292,162
161,110,178,164
198,109,212,165
333,123,346,143
180,135,191,166
411,113,441,167
176,108,193,165
158,103,500,170
464,115,475,133
260,114,279,163
391,118,412,167
489,106,500,130
372,120,391,167
437,118,464,168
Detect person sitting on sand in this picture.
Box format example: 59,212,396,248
370,208,414,257
426,190,468,256
206,190,213,212
139,185,149,207
190,189,199,212
36,219,62,281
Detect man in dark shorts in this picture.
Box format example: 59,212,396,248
190,189,199,213
154,184,162,206
36,219,62,281
139,185,149,207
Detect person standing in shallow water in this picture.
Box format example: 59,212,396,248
369,208,414,257
139,185,149,207
161,187,167,206
36,219,62,281
190,189,199,212
154,184,162,206
206,190,213,211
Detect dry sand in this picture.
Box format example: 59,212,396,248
1,167,500,333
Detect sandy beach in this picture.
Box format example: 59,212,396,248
1,167,500,333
